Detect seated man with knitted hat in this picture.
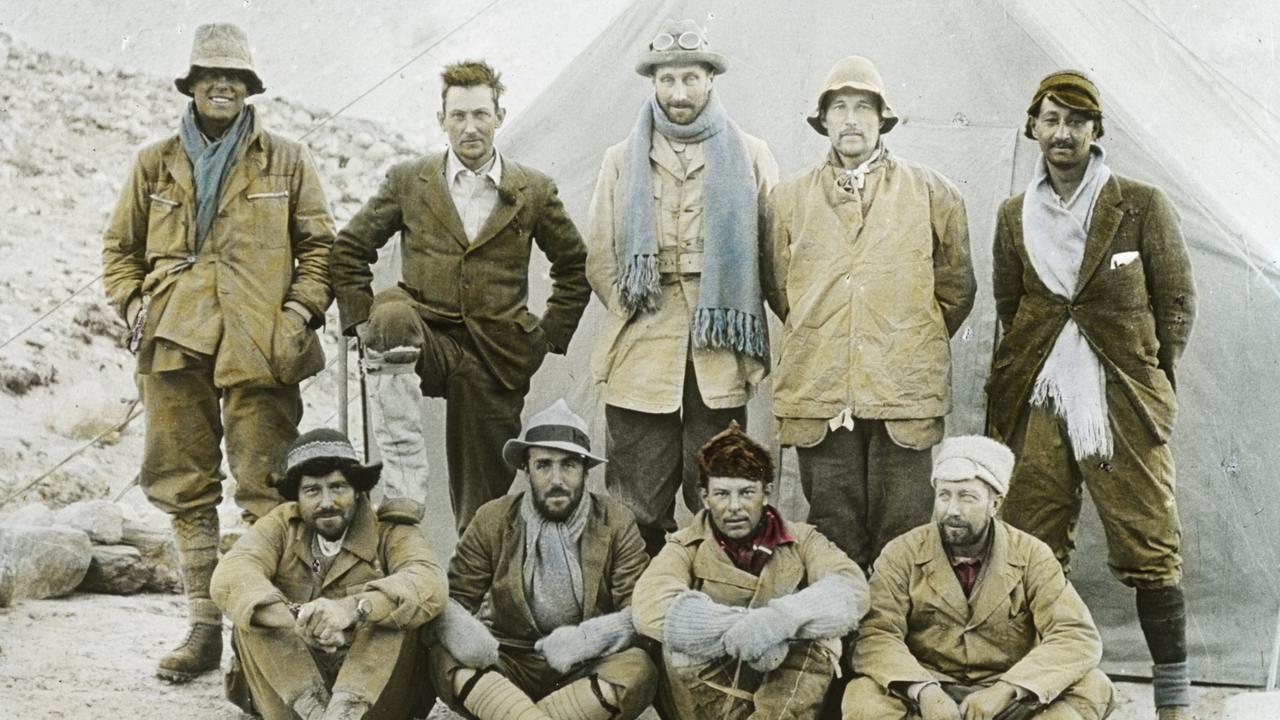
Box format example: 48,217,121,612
632,421,868,719
210,429,445,720
425,398,658,720
843,436,1114,720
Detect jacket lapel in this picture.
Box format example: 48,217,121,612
496,509,539,631
469,159,527,251
1073,176,1123,295
162,141,195,203
215,121,266,215
579,495,609,616
419,154,470,250
967,522,1023,628
649,132,686,180
321,499,379,589
920,526,970,622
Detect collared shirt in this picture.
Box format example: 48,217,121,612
445,148,503,242
710,505,796,576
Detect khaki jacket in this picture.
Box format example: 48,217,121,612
102,113,334,388
632,510,864,652
448,493,649,649
986,174,1196,445
210,496,446,632
331,152,590,390
853,521,1102,704
763,149,974,423
587,130,779,412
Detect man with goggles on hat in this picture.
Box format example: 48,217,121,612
586,17,779,558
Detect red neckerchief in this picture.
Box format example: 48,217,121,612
950,557,983,598
712,505,795,576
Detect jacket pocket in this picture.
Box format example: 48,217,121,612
245,179,291,248
270,308,325,385
145,190,187,256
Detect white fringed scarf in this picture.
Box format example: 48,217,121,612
1022,144,1113,461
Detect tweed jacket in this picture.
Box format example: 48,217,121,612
632,510,865,656
853,521,1102,704
986,174,1196,444
331,151,591,390
210,496,445,632
101,113,334,388
763,149,974,424
447,492,649,649
586,130,779,412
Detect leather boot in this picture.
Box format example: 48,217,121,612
157,506,223,682
363,346,430,501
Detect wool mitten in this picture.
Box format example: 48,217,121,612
535,607,635,673
433,598,500,668
663,590,745,660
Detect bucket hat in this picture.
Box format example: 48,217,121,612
502,399,606,470
174,23,266,97
635,18,729,77
806,55,898,135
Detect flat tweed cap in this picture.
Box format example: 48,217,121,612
1025,68,1104,139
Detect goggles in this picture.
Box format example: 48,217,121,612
651,30,704,52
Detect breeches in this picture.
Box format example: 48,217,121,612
428,643,658,720
840,669,1114,720
1003,400,1182,588
661,640,835,720
140,362,301,522
233,623,424,720
796,422,934,570
364,287,528,532
604,358,745,554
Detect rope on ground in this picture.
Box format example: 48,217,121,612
0,399,141,509
0,272,103,353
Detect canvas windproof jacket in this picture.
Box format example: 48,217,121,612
763,148,974,424
853,521,1103,704
101,113,334,388
986,174,1196,445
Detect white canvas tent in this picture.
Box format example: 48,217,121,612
395,0,1278,686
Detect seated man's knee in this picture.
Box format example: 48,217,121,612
451,667,477,698
364,301,423,353
1054,668,1114,720
841,675,908,720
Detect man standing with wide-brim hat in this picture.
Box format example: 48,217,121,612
986,69,1196,720
586,17,779,557
762,55,975,573
102,22,335,682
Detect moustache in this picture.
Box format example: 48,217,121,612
1050,141,1076,149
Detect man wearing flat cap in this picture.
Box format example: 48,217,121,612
986,70,1196,720
210,429,445,720
101,23,335,681
331,60,591,534
425,399,657,720
633,422,867,719
763,56,975,570
586,18,779,557
843,436,1114,720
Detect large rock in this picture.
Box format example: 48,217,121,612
0,524,92,605
79,544,149,594
54,499,123,544
120,518,180,593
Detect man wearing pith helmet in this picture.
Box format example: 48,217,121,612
763,56,975,570
210,429,445,720
986,69,1196,720
844,435,1113,720
632,421,867,719
425,399,656,719
101,22,335,682
586,18,779,557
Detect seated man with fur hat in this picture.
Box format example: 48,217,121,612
425,399,657,720
632,421,868,719
210,428,445,720
843,436,1113,720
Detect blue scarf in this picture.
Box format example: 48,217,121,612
179,103,253,253
617,93,767,358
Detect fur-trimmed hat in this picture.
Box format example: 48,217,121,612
1024,69,1104,140
635,18,729,77
931,435,1015,497
174,23,266,97
696,420,774,489
273,428,380,501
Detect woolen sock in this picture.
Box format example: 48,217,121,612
1135,586,1187,664
1152,661,1191,708
172,506,221,625
455,669,549,720
536,676,621,720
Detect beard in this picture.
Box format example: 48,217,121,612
937,518,987,549
533,485,584,522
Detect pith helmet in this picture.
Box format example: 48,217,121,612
806,55,898,135
635,18,729,77
174,23,265,97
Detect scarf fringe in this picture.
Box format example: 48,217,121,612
692,307,767,358
618,253,661,314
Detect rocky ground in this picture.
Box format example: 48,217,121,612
0,30,1251,720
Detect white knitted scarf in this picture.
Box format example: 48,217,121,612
1022,144,1113,461
520,490,591,634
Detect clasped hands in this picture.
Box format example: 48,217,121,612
293,597,361,654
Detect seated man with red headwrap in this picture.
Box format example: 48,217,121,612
632,421,868,719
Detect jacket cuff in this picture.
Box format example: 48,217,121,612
337,294,372,336
231,588,289,628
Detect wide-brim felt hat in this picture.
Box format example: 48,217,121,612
502,399,605,470
806,55,898,135
174,23,266,96
635,18,729,77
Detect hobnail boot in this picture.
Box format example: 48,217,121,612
156,622,222,683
